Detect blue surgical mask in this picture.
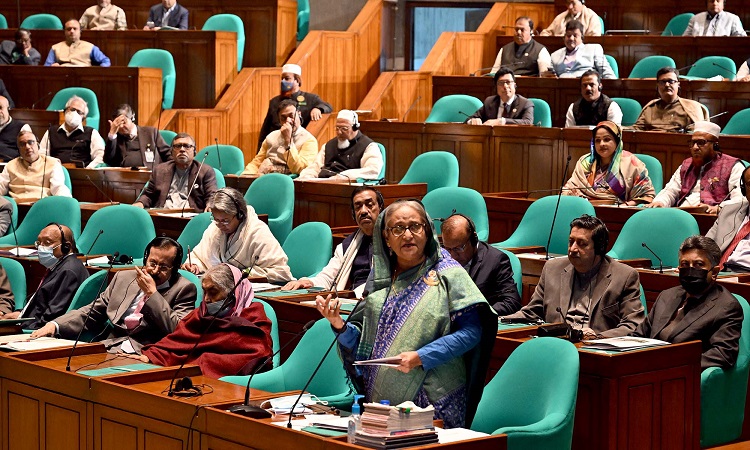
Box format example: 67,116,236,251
37,246,59,268
281,80,295,93
205,299,232,317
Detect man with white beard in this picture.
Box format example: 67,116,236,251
298,110,383,180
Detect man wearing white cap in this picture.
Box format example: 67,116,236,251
648,120,743,214
632,67,709,132
257,63,333,150
299,110,383,180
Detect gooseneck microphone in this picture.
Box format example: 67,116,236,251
641,242,664,273
401,96,422,122
545,154,572,260
66,252,118,371
229,319,317,418
214,138,222,172
4,209,18,257
81,229,104,264
180,151,208,218
712,62,737,78
675,63,697,73
85,175,115,205
31,91,54,109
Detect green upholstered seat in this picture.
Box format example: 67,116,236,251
422,186,489,242
77,205,156,257
244,173,294,243
0,257,26,310
48,87,100,130
282,222,332,279
202,14,245,72
425,95,483,123
0,196,81,246
196,144,245,176
628,56,676,78
399,151,459,193
128,49,176,109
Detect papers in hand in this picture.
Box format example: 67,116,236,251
354,356,402,367
582,336,670,352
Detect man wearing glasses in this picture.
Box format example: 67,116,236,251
466,67,534,125
0,129,71,201
104,103,171,168
39,95,105,168
299,110,383,180
648,121,743,214
632,67,709,132
134,132,216,212
32,237,196,354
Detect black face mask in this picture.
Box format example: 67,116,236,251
679,267,712,296
205,299,232,318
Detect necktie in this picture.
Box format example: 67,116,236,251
704,14,717,35
161,8,171,27
502,104,511,118
123,292,148,330
719,219,750,268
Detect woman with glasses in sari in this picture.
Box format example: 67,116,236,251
564,121,655,206
182,187,293,283
316,200,496,428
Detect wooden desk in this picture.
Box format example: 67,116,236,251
0,29,237,109
490,333,702,450
0,66,162,134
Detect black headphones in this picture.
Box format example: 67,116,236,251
215,189,246,222
445,212,479,246
740,165,750,196
49,222,71,254
350,187,385,221
143,236,183,281
347,110,360,131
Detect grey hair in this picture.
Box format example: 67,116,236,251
203,264,235,294
209,187,247,220
679,235,721,267
382,199,429,232
65,95,89,117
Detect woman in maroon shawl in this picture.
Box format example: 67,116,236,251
138,263,273,378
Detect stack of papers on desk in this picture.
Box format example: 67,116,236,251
0,247,36,257
582,336,669,352
0,336,79,351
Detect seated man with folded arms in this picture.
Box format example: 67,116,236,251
39,95,105,168
441,213,521,315
183,188,294,283
0,95,31,161
490,17,551,76
632,235,743,370
706,165,750,272
283,186,382,294
32,237,196,354
540,0,602,36
467,68,534,126
500,215,646,338
44,19,110,67
299,110,383,180
104,104,171,167
550,21,615,79
565,70,622,127
2,224,88,330
134,133,216,212
0,130,71,201
242,99,318,176
632,67,709,132
648,121,743,214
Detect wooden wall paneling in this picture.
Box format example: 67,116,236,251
493,126,561,193
349,0,385,103
305,114,335,148
276,0,299,66
424,123,490,191
358,121,424,181
136,68,164,128
420,32,457,76
177,111,226,151
454,33,486,76
94,404,192,450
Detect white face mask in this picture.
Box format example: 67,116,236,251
65,111,82,128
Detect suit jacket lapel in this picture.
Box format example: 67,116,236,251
559,263,574,318
588,258,613,314
651,292,685,337
669,290,718,338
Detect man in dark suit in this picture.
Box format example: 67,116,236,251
134,132,217,211
0,79,13,108
632,235,743,370
144,0,188,30
32,237,196,354
467,67,534,125
501,215,646,338
441,213,521,315
1,224,88,329
104,104,171,168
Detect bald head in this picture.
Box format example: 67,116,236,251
37,223,77,257
441,214,476,266
0,96,9,126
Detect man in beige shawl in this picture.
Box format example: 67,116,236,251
632,67,708,132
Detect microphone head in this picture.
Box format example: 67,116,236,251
112,251,120,258
641,242,647,247
303,320,316,331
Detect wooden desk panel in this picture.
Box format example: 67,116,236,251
0,66,162,134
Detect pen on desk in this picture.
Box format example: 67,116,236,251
187,245,192,266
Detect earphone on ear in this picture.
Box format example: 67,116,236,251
216,190,246,222
49,222,70,254
350,111,360,130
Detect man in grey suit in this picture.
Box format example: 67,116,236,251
31,237,196,353
707,165,750,271
632,235,742,370
501,215,646,338
467,67,534,126
550,20,615,79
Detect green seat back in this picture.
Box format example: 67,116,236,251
0,196,81,246
60,166,72,192
220,318,354,409
176,212,212,264
213,167,226,188
0,257,26,310
376,142,387,179
493,196,595,255
66,270,105,312
20,14,63,30
629,56,676,78
195,144,245,176
633,153,663,194
605,54,618,78
425,95,483,123
0,14,8,29
610,97,642,127
202,14,245,72
297,0,310,41
662,13,695,36
700,294,750,447
722,109,750,135
607,208,698,267
499,249,522,294
159,129,177,146
128,49,176,109
686,56,737,81
47,87,100,130
2,196,17,231
77,204,156,257
529,98,551,127
471,337,579,450
422,186,489,241
399,151,459,193
178,269,204,308
244,173,294,243
282,222,332,279
255,299,280,367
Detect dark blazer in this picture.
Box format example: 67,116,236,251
104,125,171,168
468,94,534,125
137,159,217,211
633,284,743,370
504,256,646,337
0,79,13,108
467,242,521,315
55,270,196,352
257,90,333,149
22,254,89,330
147,3,189,29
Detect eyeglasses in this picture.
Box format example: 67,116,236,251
657,79,679,86
172,143,195,150
689,139,715,148
34,241,60,249
65,106,84,115
18,139,37,147
212,215,235,225
335,126,351,132
386,223,425,237
496,80,515,86
145,260,172,272
443,239,471,254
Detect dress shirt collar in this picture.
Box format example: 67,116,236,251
0,116,11,132
58,122,85,136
